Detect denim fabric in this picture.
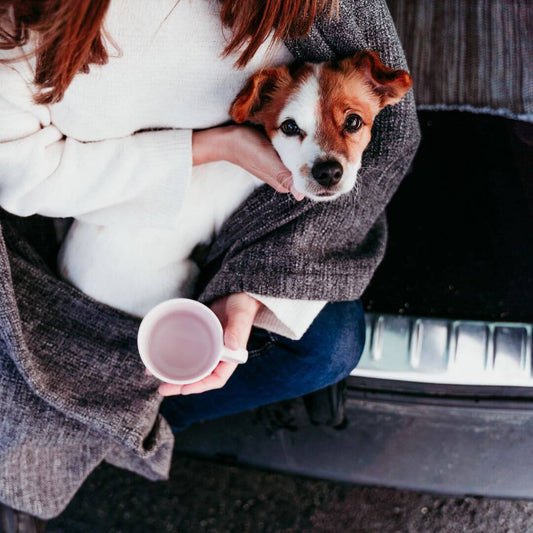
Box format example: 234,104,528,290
160,300,365,431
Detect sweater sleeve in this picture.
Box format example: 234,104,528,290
0,64,192,228
247,292,327,340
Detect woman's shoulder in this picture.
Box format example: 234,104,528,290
0,42,40,115
1,9,41,84
1,31,38,85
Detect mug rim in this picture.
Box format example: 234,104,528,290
137,298,223,385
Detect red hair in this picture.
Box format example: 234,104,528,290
0,0,337,105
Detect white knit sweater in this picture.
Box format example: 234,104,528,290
0,0,326,339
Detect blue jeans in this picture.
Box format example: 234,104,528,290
160,300,365,431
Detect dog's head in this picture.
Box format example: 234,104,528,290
230,51,412,201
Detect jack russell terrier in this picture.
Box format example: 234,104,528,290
58,51,412,316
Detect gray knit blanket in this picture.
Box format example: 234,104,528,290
0,0,528,519
387,0,532,121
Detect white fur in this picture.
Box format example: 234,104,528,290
58,163,261,316
271,72,325,198
336,158,361,195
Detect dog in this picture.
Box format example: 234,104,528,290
58,51,412,316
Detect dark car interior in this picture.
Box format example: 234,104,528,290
364,111,532,325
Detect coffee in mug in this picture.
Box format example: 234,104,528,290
137,298,248,384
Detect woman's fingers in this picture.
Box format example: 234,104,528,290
212,293,261,348
157,362,238,396
259,169,292,193
291,185,305,201
192,125,305,199
225,126,302,196
243,139,292,192
220,298,257,351
157,382,183,396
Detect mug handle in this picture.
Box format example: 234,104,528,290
221,346,248,365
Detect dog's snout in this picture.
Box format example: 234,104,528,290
311,160,343,187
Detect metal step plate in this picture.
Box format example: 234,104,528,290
352,313,533,386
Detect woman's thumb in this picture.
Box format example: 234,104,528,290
222,295,260,350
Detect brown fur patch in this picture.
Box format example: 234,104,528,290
351,51,412,107
316,64,376,163
231,63,314,140
315,52,411,164
258,63,314,139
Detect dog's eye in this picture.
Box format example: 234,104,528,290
344,114,363,133
280,119,301,136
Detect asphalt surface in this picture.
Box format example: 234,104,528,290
46,455,533,532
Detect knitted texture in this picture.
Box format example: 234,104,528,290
387,0,533,122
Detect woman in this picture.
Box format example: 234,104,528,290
0,0,420,524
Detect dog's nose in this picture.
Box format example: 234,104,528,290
311,160,343,187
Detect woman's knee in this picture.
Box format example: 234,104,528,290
297,300,366,384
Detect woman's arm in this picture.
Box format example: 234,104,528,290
247,293,326,339
0,64,194,228
0,65,299,228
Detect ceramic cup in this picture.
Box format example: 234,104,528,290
137,298,248,384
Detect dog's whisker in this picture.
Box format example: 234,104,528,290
266,185,286,202
279,175,293,191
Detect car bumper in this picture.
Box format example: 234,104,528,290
173,313,533,499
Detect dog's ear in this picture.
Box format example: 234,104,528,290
344,51,412,108
230,66,290,123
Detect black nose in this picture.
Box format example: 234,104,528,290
311,160,343,187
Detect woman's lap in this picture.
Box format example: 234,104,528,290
160,300,366,431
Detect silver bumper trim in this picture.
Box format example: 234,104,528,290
352,313,533,386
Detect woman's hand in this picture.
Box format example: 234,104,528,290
192,125,304,199
157,293,262,397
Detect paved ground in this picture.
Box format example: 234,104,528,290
47,455,533,533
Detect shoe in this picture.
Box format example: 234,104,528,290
0,503,46,533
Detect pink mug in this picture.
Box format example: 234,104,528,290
137,298,248,384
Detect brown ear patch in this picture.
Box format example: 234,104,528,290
340,51,412,108
230,66,291,124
